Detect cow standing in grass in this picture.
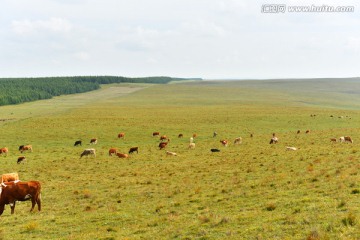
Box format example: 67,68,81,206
80,149,96,158
0,181,42,215
19,145,32,153
0,147,8,156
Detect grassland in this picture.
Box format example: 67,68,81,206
0,79,359,240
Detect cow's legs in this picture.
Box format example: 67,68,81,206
36,194,41,211
0,204,4,215
10,202,15,214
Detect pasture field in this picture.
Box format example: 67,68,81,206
0,79,359,240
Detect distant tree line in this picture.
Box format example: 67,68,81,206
0,76,196,106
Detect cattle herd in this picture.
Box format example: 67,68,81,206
0,129,354,216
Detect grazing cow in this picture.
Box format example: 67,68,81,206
19,145,32,153
269,137,278,144
189,143,196,149
250,133,253,138
166,151,177,156
193,133,197,138
340,136,353,143
213,132,218,138
211,149,220,152
306,130,310,134
90,138,97,144
128,147,139,154
1,173,19,183
345,136,353,143
330,138,337,142
189,137,194,143
116,153,129,158
286,146,297,151
80,149,96,158
0,181,41,215
297,130,301,134
160,135,167,141
178,134,183,138
108,148,118,156
220,140,228,147
152,132,160,137
118,132,125,139
159,139,170,150
17,156,26,164
234,137,242,145
0,147,8,156
74,140,82,146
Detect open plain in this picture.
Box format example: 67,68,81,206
0,79,359,240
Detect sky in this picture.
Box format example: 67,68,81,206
1,0,360,79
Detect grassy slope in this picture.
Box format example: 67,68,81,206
0,79,359,240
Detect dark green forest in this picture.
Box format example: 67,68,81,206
0,76,195,106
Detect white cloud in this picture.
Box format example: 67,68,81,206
1,0,360,78
73,51,90,61
12,18,72,35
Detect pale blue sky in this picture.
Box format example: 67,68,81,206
1,0,359,79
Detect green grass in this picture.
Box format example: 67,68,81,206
0,79,359,239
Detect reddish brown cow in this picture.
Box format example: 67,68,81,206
118,133,125,139
116,153,129,158
108,148,118,156
90,138,97,144
160,135,167,141
0,147,8,156
345,136,353,143
178,134,183,138
19,145,32,153
306,130,310,134
193,133,197,138
220,140,228,147
0,181,41,215
152,132,160,137
159,139,170,150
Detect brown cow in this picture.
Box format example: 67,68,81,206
159,139,170,150
0,147,8,156
108,148,118,156
17,156,26,164
178,134,183,138
90,138,97,144
116,153,129,158
234,137,242,145
152,132,160,137
128,147,138,154
306,130,310,134
1,173,19,183
160,135,167,141
220,140,228,147
118,133,125,139
0,181,41,215
193,133,197,138
19,145,32,153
